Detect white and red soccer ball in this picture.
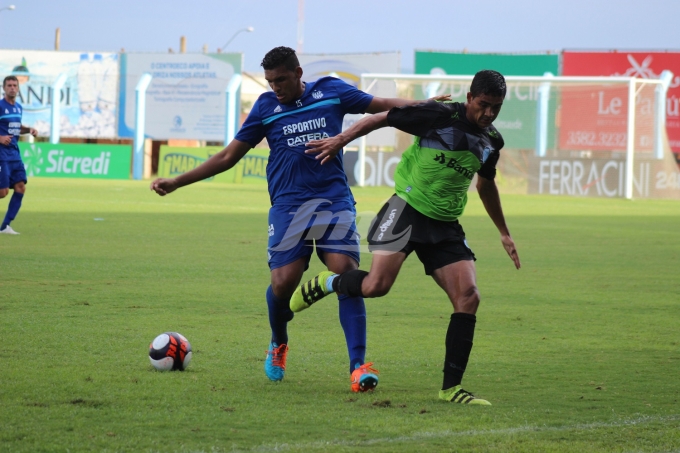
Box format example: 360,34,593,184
149,332,192,371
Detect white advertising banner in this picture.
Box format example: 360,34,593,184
298,53,401,149
0,50,118,138
118,53,242,140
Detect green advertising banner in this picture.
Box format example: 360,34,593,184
414,51,559,149
158,146,269,184
415,52,558,77
19,143,131,179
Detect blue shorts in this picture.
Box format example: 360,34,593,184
0,160,27,190
267,199,361,270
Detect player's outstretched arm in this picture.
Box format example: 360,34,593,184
477,176,521,269
365,94,451,114
20,125,37,136
306,112,389,165
150,139,251,196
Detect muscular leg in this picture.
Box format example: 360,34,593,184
268,257,307,345
431,260,479,390
360,252,407,297
1,181,25,231
332,252,407,298
271,257,307,300
431,260,479,314
322,251,359,274
13,181,26,195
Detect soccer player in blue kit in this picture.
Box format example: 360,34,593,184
0,75,37,235
151,46,448,392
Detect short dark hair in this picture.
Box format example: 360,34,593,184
469,70,506,98
3,75,18,87
261,46,300,71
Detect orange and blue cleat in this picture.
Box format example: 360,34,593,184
264,342,289,381
351,362,379,392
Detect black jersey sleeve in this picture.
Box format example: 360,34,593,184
386,101,454,137
477,127,505,180
477,152,500,180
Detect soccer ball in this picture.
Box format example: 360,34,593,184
149,332,192,371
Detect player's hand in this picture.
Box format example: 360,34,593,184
150,178,178,196
0,135,11,145
305,136,344,165
501,234,521,269
29,128,38,137
429,94,452,102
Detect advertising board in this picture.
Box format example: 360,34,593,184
19,143,130,179
118,53,242,140
158,145,268,184
414,51,559,150
561,51,680,153
0,50,118,138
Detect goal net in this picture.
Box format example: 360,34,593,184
346,72,679,199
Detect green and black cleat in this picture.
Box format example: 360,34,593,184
439,386,491,405
290,270,335,312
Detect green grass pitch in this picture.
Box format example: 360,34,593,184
1,178,679,452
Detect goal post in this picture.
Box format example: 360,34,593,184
353,72,679,200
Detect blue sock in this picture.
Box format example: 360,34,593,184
2,192,23,230
266,285,294,346
338,294,367,374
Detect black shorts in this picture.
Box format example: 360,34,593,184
366,194,475,275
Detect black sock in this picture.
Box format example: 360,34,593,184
332,270,368,298
442,312,476,390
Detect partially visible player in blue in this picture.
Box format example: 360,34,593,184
151,46,448,392
0,75,37,235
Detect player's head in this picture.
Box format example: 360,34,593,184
466,70,506,128
261,46,304,104
3,75,19,100
469,70,506,98
261,46,300,72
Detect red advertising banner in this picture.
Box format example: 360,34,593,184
560,51,680,153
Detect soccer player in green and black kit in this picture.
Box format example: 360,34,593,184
289,70,520,405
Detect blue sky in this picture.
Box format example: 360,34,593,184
0,0,678,72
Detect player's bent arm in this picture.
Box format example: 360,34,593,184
329,111,389,148
20,126,37,136
365,95,450,114
477,176,521,269
306,112,389,165
150,139,251,195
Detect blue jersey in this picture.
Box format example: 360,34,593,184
235,77,373,206
0,98,23,162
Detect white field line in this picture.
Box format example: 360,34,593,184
162,413,680,453
249,414,680,452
